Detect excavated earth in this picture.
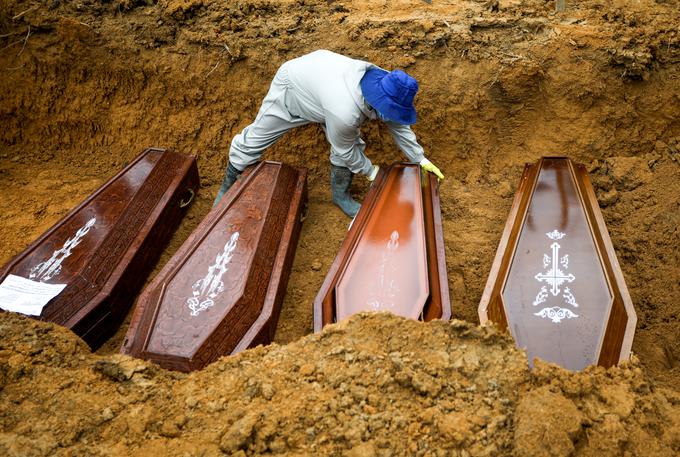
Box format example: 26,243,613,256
0,0,679,455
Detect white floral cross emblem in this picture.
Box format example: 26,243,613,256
30,217,96,282
366,230,400,311
532,230,580,323
187,232,239,316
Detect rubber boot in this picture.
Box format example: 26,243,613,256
330,164,361,217
213,162,242,206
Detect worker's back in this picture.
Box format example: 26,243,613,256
284,50,373,128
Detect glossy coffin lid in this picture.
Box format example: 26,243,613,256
314,163,450,331
122,161,307,372
479,157,636,370
0,148,199,348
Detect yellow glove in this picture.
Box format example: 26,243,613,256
420,158,444,181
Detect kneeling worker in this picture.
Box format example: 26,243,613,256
214,49,444,217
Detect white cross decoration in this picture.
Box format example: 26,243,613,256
532,230,580,324
534,241,575,296
30,217,97,282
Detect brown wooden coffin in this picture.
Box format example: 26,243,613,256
121,161,307,372
479,157,636,370
314,163,450,331
0,148,199,348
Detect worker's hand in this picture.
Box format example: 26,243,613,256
367,164,380,182
420,158,444,181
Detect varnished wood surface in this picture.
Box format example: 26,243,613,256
0,148,199,348
313,163,451,331
335,165,429,321
122,161,307,372
421,169,451,322
478,157,636,370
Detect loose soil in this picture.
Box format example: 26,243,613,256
0,0,679,455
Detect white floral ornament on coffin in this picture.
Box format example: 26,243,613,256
532,229,580,324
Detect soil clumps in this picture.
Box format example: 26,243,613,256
1,312,679,456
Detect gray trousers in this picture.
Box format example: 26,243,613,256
229,64,311,171
228,64,370,173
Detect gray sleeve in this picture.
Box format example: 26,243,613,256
325,114,374,175
385,122,426,163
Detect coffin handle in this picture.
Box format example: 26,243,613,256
179,189,195,208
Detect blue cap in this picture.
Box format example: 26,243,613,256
360,68,418,125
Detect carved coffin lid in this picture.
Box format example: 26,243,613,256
122,161,307,372
314,163,450,331
479,157,636,370
0,148,198,347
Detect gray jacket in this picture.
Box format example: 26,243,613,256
283,50,425,175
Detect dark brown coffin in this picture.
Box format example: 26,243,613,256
479,157,636,370
313,163,450,331
121,161,307,372
0,148,199,348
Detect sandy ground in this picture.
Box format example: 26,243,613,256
0,0,679,455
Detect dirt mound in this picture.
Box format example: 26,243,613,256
1,0,680,454
1,312,678,456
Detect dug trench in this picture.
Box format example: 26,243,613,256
0,0,679,455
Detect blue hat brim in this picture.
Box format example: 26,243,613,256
360,68,417,125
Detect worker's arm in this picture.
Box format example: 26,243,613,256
325,114,374,176
384,121,426,163
385,121,444,180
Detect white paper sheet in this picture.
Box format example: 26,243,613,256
0,274,66,316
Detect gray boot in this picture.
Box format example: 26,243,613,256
214,162,242,206
331,164,361,217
